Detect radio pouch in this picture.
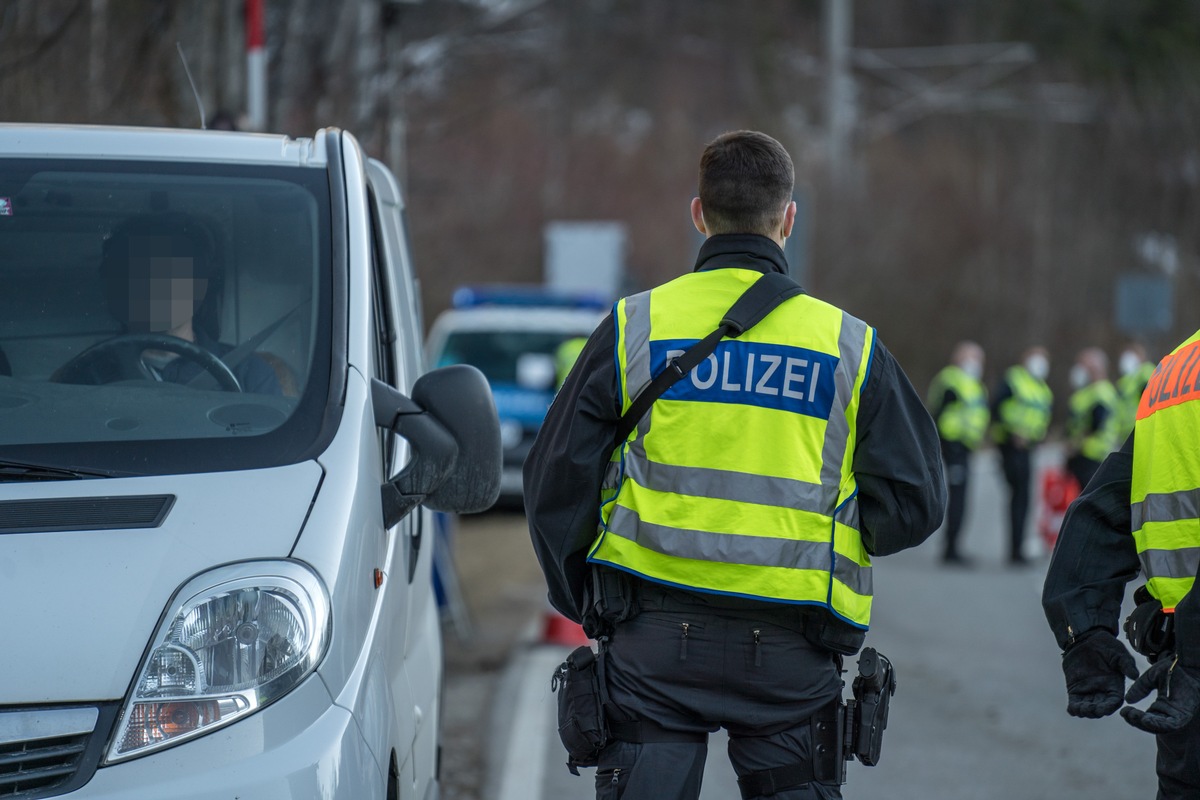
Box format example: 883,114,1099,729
551,644,608,775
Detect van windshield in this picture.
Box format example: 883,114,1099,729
0,159,333,477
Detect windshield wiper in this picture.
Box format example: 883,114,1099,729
0,460,114,482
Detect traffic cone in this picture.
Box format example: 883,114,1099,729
540,608,591,647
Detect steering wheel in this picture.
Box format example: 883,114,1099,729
54,333,242,392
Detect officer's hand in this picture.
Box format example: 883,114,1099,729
1062,630,1139,718
1120,656,1200,734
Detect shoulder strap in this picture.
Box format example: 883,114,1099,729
612,271,803,447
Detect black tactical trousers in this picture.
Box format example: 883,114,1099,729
596,587,843,800
997,442,1031,561
940,439,971,560
1157,712,1200,800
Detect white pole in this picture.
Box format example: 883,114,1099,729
824,0,853,186
246,0,267,131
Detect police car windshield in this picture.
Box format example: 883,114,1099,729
0,158,333,476
437,330,570,384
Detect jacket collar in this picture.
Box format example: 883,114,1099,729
693,233,790,276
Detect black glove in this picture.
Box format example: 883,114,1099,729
1062,630,1139,718
1120,655,1200,734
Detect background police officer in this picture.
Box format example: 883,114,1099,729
990,346,1053,565
1043,330,1200,799
524,130,946,800
1065,346,1121,490
928,341,989,566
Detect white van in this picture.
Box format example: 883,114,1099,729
0,125,500,799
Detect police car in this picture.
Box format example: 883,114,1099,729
426,286,607,506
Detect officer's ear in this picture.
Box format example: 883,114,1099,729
781,200,797,240
690,197,707,236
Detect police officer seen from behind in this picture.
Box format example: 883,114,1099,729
990,346,1053,566
1065,346,1121,491
927,341,989,566
524,130,946,800
1043,330,1200,799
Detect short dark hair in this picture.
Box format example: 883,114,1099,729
698,130,794,236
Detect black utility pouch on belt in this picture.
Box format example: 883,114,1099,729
1124,584,1175,663
551,644,608,775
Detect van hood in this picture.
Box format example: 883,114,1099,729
0,461,323,704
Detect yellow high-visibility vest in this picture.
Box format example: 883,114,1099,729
993,365,1052,444
589,268,876,629
1132,330,1200,612
928,366,989,449
1068,380,1121,462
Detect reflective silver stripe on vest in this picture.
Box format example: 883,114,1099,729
1131,488,1200,532
819,312,869,493
835,496,860,530
621,290,654,412
834,550,872,596
1138,547,1200,582
622,454,839,512
607,505,872,595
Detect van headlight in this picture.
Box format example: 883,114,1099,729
106,561,330,763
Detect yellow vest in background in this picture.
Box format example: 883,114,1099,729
1068,380,1121,462
589,268,876,629
928,365,989,449
993,365,1052,444
1133,330,1200,612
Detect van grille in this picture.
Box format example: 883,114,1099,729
0,495,174,534
0,733,89,797
0,706,117,799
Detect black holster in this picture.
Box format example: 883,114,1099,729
1124,584,1175,662
843,647,896,768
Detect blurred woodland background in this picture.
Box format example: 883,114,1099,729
4,0,1200,414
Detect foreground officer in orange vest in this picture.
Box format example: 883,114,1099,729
525,130,946,799
1043,330,1200,799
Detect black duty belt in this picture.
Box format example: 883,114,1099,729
631,582,810,633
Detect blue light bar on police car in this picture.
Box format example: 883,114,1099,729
452,285,609,310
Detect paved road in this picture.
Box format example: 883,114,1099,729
452,446,1161,799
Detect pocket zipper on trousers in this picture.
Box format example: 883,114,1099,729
753,628,762,667
679,622,689,661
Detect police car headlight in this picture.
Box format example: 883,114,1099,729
106,561,330,763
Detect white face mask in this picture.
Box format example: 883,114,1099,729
1070,364,1090,390
1119,351,1142,377
960,358,983,381
1025,354,1049,381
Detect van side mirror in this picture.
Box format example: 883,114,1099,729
372,365,502,527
